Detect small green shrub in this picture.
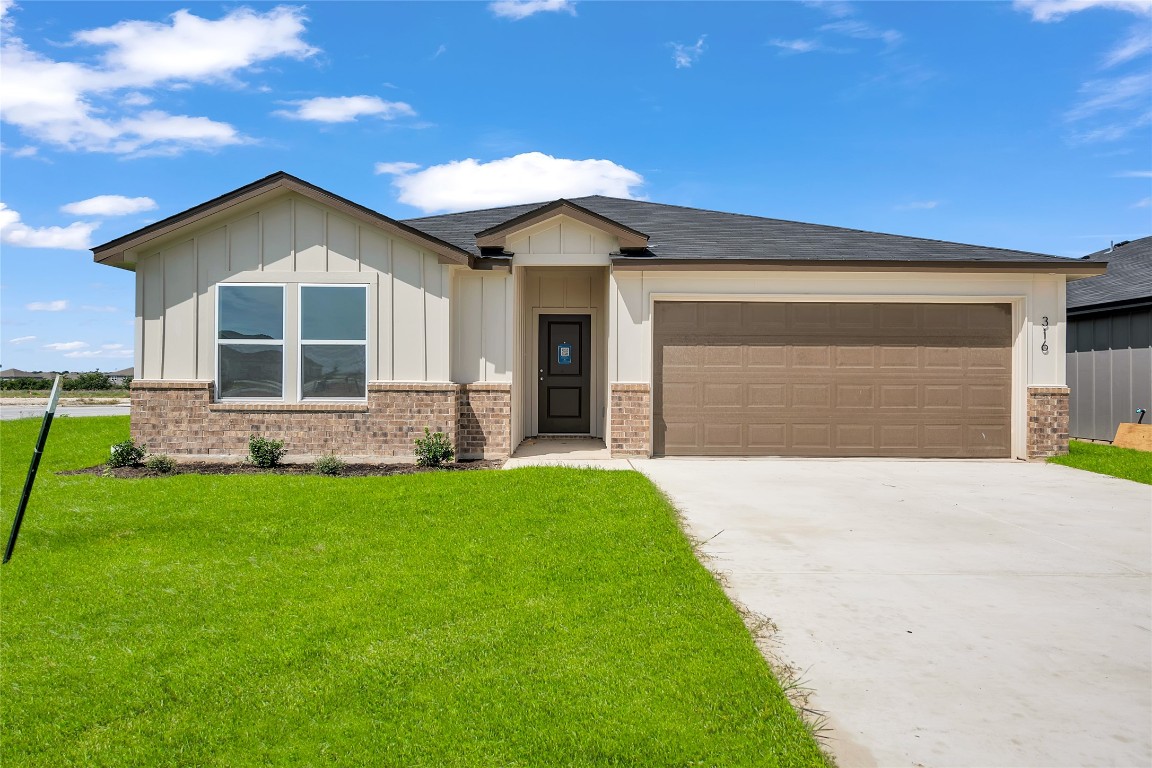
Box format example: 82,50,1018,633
145,454,176,474
313,454,346,476
108,439,147,468
414,427,454,468
248,435,286,468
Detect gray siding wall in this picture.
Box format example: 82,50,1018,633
1067,305,1152,441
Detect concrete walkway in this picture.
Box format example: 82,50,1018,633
633,458,1152,768
504,438,634,469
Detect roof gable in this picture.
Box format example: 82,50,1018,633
473,199,648,251
91,172,473,269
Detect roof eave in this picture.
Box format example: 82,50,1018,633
610,257,1108,273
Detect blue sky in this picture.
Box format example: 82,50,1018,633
1,0,1149,372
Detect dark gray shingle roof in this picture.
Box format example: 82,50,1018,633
404,195,1078,265
1068,236,1152,310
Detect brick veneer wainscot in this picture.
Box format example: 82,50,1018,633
1027,386,1070,459
610,383,651,457
130,380,510,459
457,383,512,459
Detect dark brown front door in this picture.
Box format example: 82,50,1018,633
538,314,591,434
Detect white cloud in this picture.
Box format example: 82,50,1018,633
1013,0,1152,22
802,1,856,18
44,341,88,351
820,19,902,47
64,348,132,359
81,305,120,313
1102,25,1152,67
374,161,423,176
274,95,415,123
9,336,36,344
489,0,576,20
381,152,644,213
1064,72,1152,142
0,204,98,249
1133,197,1152,208
61,195,157,216
895,200,941,210
671,36,707,68
26,300,69,311
1114,169,1152,177
0,5,316,155
769,38,825,54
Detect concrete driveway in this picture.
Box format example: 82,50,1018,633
633,458,1152,768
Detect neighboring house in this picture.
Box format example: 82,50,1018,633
0,369,56,380
1066,236,1152,442
108,367,135,386
91,172,1102,461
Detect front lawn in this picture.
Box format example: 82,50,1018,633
1048,439,1152,485
0,417,828,767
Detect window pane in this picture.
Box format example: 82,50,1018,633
301,344,366,398
219,286,283,340
219,344,283,398
301,286,366,341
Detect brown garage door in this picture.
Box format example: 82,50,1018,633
654,301,1012,458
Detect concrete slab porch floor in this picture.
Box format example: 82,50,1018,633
504,438,634,469
631,457,1152,768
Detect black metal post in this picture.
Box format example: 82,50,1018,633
3,375,62,564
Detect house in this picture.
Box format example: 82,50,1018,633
1066,236,1152,442
0,368,54,380
91,172,1103,461
108,367,135,386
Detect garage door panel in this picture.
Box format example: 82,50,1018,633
792,423,832,449
748,383,787,408
703,345,743,368
880,385,920,409
747,345,787,367
836,383,876,408
792,346,832,368
702,382,743,408
836,424,876,448
748,423,787,448
703,422,743,450
924,385,964,409
793,383,831,408
879,346,919,369
654,301,1012,457
967,384,1011,409
836,346,877,368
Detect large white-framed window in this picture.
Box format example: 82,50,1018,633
217,284,285,399
216,282,369,402
298,284,368,400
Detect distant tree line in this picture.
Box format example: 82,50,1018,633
0,372,132,391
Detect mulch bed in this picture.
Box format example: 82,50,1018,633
60,459,505,479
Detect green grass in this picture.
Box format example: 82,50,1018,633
1048,439,1152,485
0,417,828,767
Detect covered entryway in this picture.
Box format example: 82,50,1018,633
653,301,1013,457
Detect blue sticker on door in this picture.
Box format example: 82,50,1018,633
557,343,572,365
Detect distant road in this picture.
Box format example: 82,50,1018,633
0,403,130,421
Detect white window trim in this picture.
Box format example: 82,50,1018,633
216,283,286,402
297,284,369,403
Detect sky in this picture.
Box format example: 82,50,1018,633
1,0,1150,372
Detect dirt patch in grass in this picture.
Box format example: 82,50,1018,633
60,459,504,479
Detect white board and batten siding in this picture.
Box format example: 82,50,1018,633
136,192,452,390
